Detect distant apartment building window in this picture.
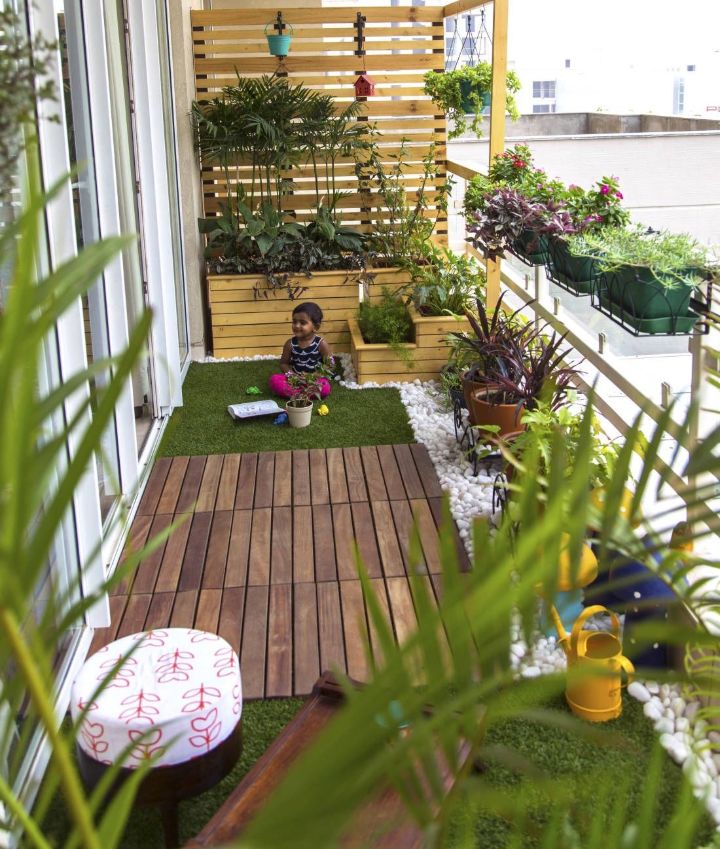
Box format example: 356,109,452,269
533,104,556,113
673,78,685,114
565,59,571,68
687,64,696,71
533,80,556,98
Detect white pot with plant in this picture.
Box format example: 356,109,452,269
284,371,326,428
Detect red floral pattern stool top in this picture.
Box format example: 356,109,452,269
71,628,243,768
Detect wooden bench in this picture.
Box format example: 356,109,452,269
186,672,470,849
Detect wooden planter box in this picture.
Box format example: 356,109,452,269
208,268,408,358
349,306,471,385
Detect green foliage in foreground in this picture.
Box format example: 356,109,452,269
158,360,415,456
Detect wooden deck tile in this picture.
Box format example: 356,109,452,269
409,443,443,499
393,444,425,500
428,497,472,573
292,450,311,506
254,452,275,508
375,445,406,500
343,447,368,502
101,444,461,698
132,513,173,594
350,501,383,579
112,513,153,596
215,454,240,512
266,584,292,697
136,456,171,516
241,585,269,699
317,582,345,674
154,516,192,593
360,446,388,501
218,586,245,653
248,508,272,586
117,593,152,639
312,504,337,582
170,589,199,628
202,511,233,589
196,454,223,513
273,451,292,507
371,500,405,578
157,456,189,514
195,588,222,633
293,505,314,584
293,582,319,694
326,447,349,503
332,503,357,581
309,449,330,505
178,511,213,591
271,506,292,584
234,453,258,510
176,456,207,514
340,580,370,682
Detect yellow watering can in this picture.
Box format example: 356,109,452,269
551,604,635,723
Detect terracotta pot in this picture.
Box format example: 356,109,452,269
462,373,488,419
468,387,524,437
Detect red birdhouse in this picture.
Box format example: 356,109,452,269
354,73,376,98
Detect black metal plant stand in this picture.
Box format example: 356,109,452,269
452,395,504,477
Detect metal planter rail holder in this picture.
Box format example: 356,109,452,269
545,237,601,297
590,267,714,337
451,389,502,477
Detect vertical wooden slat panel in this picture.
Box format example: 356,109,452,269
266,584,293,697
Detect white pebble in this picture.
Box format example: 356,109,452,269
655,717,675,735
522,666,541,678
660,733,689,765
628,681,651,702
643,700,664,722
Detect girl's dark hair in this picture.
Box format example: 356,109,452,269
293,302,323,327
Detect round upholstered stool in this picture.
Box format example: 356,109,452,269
71,628,243,848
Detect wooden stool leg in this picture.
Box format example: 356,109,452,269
160,802,179,849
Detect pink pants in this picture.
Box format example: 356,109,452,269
268,372,331,400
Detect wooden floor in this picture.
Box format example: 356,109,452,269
92,444,469,699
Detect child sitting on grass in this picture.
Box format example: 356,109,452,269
268,302,333,399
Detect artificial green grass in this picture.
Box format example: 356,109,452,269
159,361,414,456
43,694,714,847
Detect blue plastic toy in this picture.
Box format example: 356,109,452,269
273,412,288,425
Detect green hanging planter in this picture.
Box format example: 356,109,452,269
459,80,491,114
265,21,293,57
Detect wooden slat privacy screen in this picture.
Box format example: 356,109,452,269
191,6,448,239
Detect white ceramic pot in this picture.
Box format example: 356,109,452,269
286,400,313,428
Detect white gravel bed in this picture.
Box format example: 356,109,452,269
204,355,718,823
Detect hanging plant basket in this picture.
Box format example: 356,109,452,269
265,21,293,57
459,80,491,115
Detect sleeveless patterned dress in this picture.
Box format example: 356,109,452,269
290,335,323,373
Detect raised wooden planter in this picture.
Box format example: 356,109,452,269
349,306,471,385
208,267,408,358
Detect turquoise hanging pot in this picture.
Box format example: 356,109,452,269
266,20,294,57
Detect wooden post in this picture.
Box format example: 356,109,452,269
486,0,508,310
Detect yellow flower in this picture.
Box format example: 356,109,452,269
317,404,329,416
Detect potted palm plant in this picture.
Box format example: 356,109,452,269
423,64,521,140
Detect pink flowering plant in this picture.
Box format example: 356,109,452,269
564,176,630,232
